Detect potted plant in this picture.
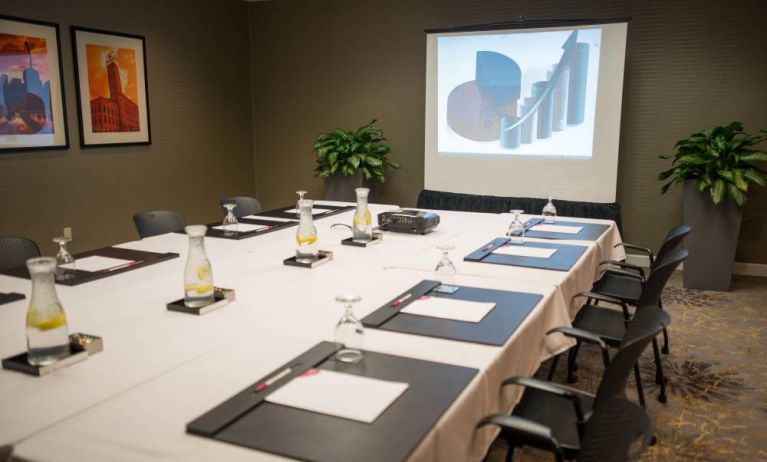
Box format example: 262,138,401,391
313,120,400,201
658,121,766,291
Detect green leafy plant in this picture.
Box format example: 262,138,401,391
658,122,767,206
313,120,400,183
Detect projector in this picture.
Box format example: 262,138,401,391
377,209,440,235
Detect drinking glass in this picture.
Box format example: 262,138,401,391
334,294,364,363
434,243,458,290
542,195,557,224
53,236,75,280
221,203,239,236
507,210,526,244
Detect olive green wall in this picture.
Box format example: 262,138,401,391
249,0,767,264
0,0,254,255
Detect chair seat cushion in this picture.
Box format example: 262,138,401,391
511,387,595,456
572,305,627,345
592,273,641,303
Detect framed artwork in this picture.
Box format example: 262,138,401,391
0,15,69,152
72,26,150,147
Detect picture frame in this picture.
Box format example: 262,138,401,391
71,26,151,147
0,15,69,153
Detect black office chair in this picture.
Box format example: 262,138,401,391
477,307,666,461
594,224,691,354
0,237,41,271
219,196,262,218
133,210,186,238
554,248,688,404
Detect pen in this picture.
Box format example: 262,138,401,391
392,293,412,307
255,367,293,392
105,260,141,272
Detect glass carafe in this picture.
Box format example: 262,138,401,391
184,225,214,308
295,199,318,263
542,196,557,224
26,257,70,366
334,294,364,363
352,187,373,243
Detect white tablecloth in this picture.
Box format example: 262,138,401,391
0,205,622,462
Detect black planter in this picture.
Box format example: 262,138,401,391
324,171,374,202
682,179,743,291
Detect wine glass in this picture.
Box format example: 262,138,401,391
434,243,458,291
507,210,526,244
221,203,239,236
334,294,364,363
295,190,307,215
52,236,75,280
542,195,557,224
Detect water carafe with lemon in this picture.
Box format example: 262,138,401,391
296,199,318,263
26,257,70,366
184,225,214,307
352,187,372,243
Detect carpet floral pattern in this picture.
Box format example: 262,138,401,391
486,274,767,461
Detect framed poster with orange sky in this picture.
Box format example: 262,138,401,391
72,26,150,147
0,15,69,152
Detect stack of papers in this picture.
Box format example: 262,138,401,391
265,369,408,423
531,224,583,234
492,245,558,259
60,256,137,272
212,223,269,233
400,296,496,323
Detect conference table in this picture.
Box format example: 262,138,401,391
0,202,624,462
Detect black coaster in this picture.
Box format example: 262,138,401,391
283,250,333,268
341,232,383,247
0,292,25,306
2,343,88,377
167,292,229,315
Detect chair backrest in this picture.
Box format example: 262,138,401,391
133,210,186,238
653,224,692,266
578,398,653,462
594,307,667,404
220,196,262,218
0,237,41,271
638,248,688,307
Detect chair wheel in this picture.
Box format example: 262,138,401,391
662,346,670,354
657,393,667,403
567,375,578,384
650,435,658,446
572,363,579,372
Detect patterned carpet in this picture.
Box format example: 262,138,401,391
486,273,767,461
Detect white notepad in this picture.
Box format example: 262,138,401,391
60,256,136,272
283,208,330,215
400,296,496,323
242,215,296,222
493,245,558,259
265,369,408,423
531,224,583,234
212,223,269,233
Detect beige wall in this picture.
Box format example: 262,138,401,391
0,0,254,255
249,0,767,264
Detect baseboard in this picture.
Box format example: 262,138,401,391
624,254,767,277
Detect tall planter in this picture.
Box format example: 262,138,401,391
324,171,372,202
682,180,743,291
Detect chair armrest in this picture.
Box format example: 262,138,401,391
501,376,593,422
477,414,564,458
546,326,607,350
572,291,626,307
603,268,644,281
599,260,646,279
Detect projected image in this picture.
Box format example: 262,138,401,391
438,28,601,158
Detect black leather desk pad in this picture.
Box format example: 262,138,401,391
522,219,609,241
464,238,588,272
362,280,542,346
0,247,178,286
0,292,25,305
175,218,296,240
258,204,354,221
187,341,477,462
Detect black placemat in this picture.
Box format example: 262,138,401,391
0,247,178,286
522,219,610,241
0,292,25,305
362,280,543,346
464,238,588,272
258,204,354,221
188,341,477,462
